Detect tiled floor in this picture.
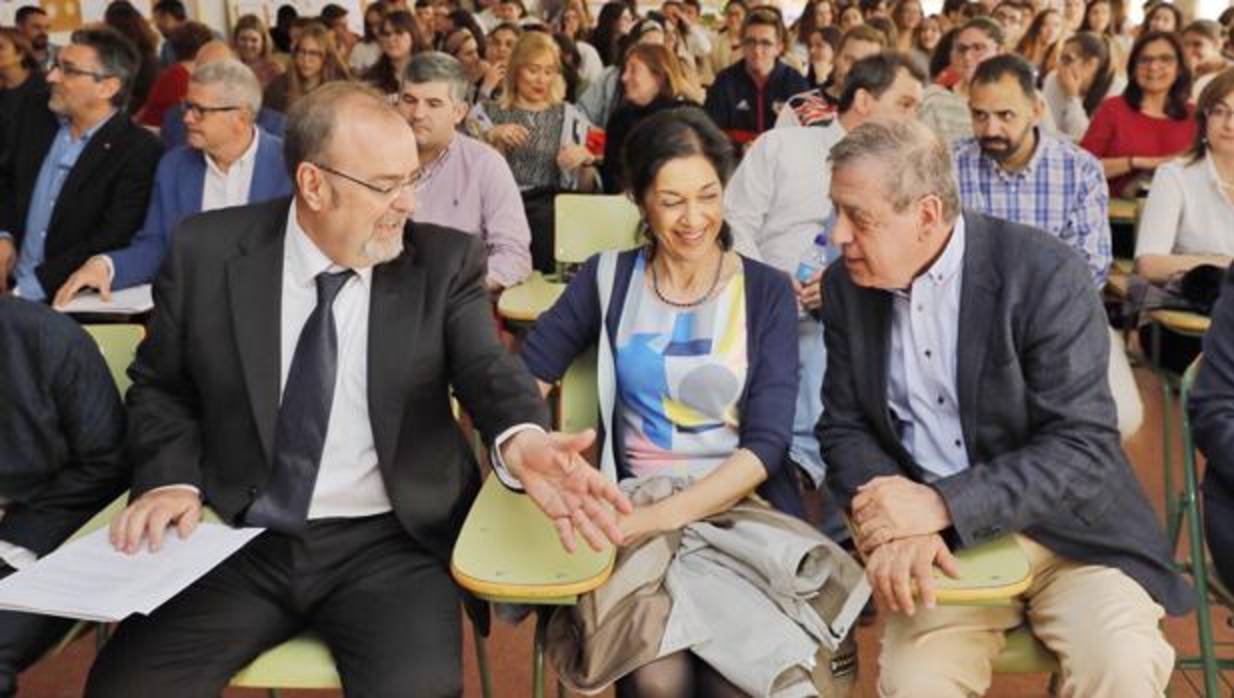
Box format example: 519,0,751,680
17,367,1233,697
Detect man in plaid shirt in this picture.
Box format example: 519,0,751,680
953,54,1143,438
952,54,1112,286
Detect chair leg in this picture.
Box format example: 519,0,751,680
533,608,551,698
1181,405,1222,698
473,624,494,698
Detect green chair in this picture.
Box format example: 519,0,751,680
1147,310,1213,550
82,324,144,396
498,195,641,325
452,348,614,698
934,535,1060,683
452,476,615,698
552,193,642,274
1174,356,1234,696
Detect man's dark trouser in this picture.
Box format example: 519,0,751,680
0,563,75,698
85,513,463,698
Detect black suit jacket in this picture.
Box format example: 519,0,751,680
0,296,128,555
125,197,550,565
0,92,163,294
818,211,1192,616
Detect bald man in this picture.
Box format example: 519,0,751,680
83,82,629,698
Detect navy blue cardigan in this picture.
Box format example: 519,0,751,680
521,249,804,517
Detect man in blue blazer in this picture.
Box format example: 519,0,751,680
53,58,291,306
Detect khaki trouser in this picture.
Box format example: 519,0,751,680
877,535,1173,698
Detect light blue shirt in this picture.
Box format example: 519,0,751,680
886,215,970,481
9,114,113,301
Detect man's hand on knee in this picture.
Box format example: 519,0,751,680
866,533,960,616
109,489,203,555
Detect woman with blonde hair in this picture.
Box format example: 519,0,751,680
262,21,351,113
232,14,285,87
475,31,599,271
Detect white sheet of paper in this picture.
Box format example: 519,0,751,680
0,523,264,622
56,284,154,315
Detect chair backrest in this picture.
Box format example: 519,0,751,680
83,324,145,396
558,345,599,435
554,194,642,267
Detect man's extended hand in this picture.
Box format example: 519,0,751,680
852,475,951,556
53,256,112,307
0,238,16,293
500,428,633,553
109,488,203,555
865,533,960,616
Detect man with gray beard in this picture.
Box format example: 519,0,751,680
85,81,631,698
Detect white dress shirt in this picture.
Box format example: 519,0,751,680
887,216,971,481
102,128,262,283
282,204,393,519
202,127,261,212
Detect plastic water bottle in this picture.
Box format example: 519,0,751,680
796,232,830,283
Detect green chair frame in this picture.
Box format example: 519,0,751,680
1174,356,1234,696
82,324,144,396
453,348,612,698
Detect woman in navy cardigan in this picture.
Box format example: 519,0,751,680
520,108,806,694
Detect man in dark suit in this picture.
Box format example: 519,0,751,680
0,26,162,301
0,297,129,697
85,81,629,698
817,120,1189,697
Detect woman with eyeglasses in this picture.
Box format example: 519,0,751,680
233,14,286,88
364,10,426,99
473,31,600,272
1043,32,1126,141
1136,69,1234,283
1081,31,1195,198
705,7,808,149
263,21,352,113
348,2,389,74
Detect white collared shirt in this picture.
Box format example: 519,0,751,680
202,128,260,213
887,216,970,481
282,203,393,519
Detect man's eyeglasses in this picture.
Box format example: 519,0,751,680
314,162,425,196
51,60,109,81
182,100,243,119
741,38,778,50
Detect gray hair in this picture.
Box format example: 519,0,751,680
401,51,471,104
283,81,396,181
828,119,960,223
190,59,262,118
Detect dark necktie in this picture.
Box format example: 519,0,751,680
245,269,354,534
